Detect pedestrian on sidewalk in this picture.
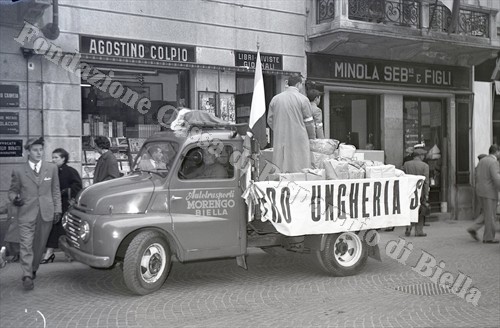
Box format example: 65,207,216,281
466,154,488,241
41,148,82,264
403,147,429,237
467,145,500,243
8,137,62,290
93,136,120,184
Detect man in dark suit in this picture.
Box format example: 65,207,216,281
471,145,500,243
402,148,430,237
8,137,62,290
93,136,120,184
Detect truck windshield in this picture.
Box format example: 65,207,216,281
133,141,178,177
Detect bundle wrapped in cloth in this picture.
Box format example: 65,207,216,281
338,143,356,159
310,139,339,155
323,159,350,180
365,164,396,178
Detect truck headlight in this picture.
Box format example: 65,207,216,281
79,221,90,242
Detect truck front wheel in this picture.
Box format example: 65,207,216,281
123,231,171,295
315,232,367,276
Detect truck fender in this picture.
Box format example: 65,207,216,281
116,227,180,262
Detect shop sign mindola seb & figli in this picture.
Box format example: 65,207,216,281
307,54,471,90
80,36,196,63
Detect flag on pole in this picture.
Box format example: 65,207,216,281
248,49,267,149
441,0,460,34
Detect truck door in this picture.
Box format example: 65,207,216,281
168,143,245,261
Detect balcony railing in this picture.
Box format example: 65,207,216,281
348,0,421,28
429,3,489,37
315,0,490,38
317,0,335,24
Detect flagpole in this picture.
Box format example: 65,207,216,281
254,41,261,181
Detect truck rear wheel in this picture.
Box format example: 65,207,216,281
315,232,367,276
123,231,171,295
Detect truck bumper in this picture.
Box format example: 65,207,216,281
59,236,113,268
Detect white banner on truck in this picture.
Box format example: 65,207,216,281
246,175,425,236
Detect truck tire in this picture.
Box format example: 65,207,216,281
123,231,171,295
315,232,367,276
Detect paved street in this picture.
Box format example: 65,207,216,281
0,220,499,328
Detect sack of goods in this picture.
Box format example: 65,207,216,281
311,151,335,169
338,143,357,159
309,139,339,155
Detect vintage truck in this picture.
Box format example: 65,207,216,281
60,123,423,295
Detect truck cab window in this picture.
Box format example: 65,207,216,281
179,145,234,180
133,141,178,177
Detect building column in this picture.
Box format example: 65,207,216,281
381,94,403,166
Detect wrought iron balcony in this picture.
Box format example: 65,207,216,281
315,0,491,38
317,0,335,24
429,3,489,37
348,0,421,27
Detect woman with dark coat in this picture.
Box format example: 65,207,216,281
41,148,82,263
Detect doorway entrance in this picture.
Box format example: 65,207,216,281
403,97,446,213
329,93,381,149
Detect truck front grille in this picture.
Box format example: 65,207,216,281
65,212,82,249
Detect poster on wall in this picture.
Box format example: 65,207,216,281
0,85,20,107
0,112,19,134
0,139,23,157
199,92,216,116
219,93,235,123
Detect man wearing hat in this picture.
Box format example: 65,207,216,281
402,147,430,237
307,89,325,139
8,137,62,290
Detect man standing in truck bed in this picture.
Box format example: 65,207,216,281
267,75,316,172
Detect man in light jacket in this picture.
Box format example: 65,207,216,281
8,137,62,290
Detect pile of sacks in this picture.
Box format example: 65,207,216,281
309,139,404,180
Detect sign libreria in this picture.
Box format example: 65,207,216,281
307,54,471,90
80,36,196,63
235,51,283,70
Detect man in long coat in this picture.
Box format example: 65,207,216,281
473,145,500,243
267,75,316,172
8,137,62,290
402,148,429,237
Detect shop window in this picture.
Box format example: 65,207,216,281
80,65,189,178
81,66,189,141
178,145,234,180
329,93,380,149
404,97,446,212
